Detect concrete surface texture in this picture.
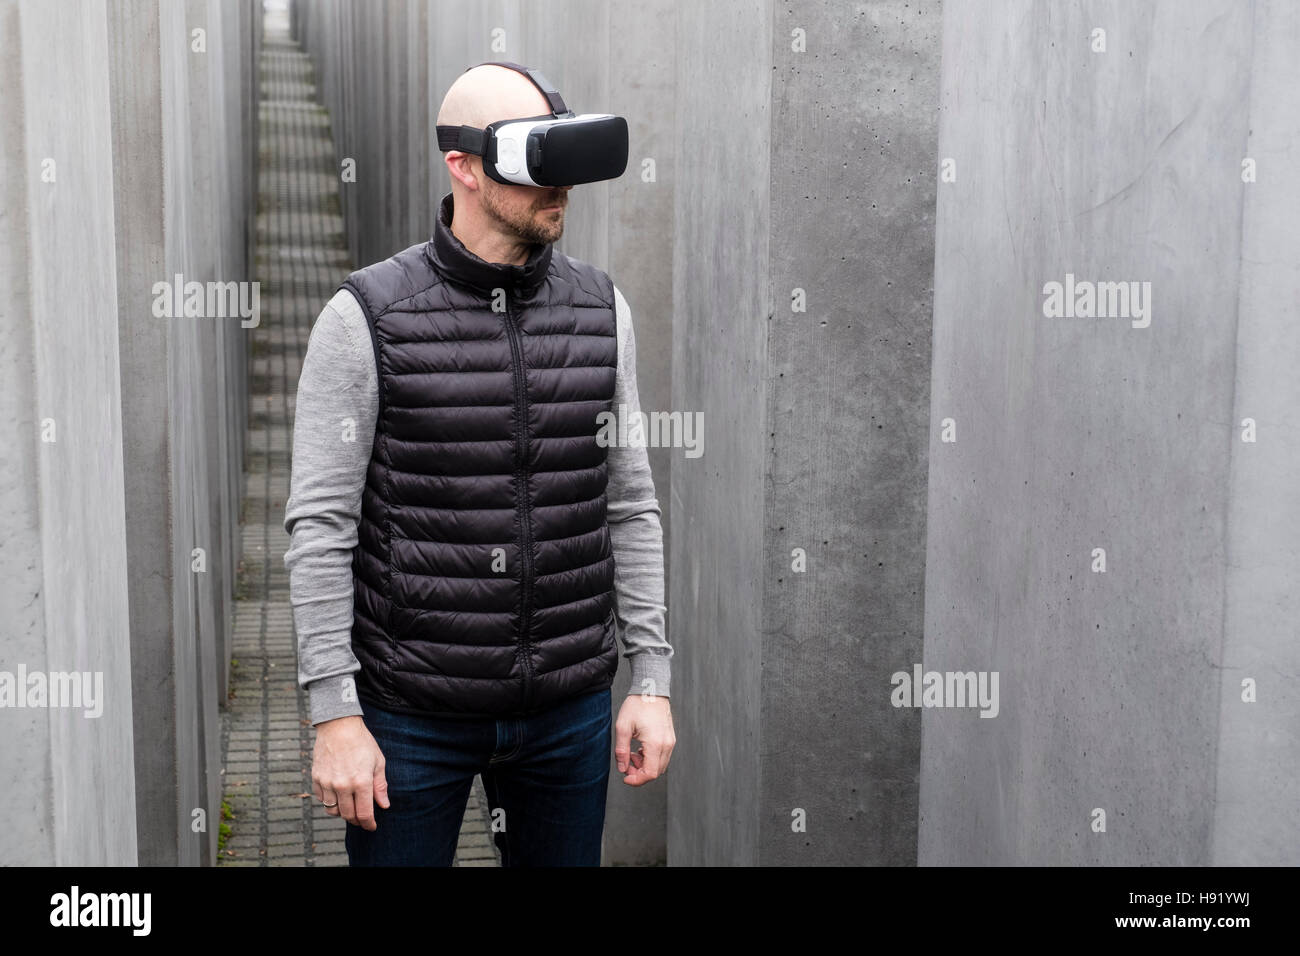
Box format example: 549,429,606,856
0,0,258,865
292,0,676,865
0,0,137,867
666,0,942,865
920,0,1300,865
1213,0,1300,868
763,0,941,866
126,0,259,866
666,0,770,867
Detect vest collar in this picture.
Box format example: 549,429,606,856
427,192,553,296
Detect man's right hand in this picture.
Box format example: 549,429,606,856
311,715,390,831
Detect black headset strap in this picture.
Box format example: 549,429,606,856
436,125,488,154
477,61,570,117
436,61,572,154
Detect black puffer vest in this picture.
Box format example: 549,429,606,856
340,192,619,717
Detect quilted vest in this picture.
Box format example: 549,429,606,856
340,192,619,717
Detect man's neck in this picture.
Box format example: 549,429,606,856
449,206,533,266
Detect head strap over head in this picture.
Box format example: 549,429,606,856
436,61,574,154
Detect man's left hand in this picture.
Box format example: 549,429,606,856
614,694,675,786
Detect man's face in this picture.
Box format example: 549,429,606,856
479,171,571,246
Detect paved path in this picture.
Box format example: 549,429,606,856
218,13,499,868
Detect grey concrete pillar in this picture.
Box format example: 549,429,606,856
0,0,138,866
108,0,255,865
668,0,941,865
1,0,253,868
405,0,432,238
429,0,469,211
1212,0,1300,867
920,0,1300,865
107,0,181,867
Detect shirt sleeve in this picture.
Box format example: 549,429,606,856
606,284,673,698
283,288,377,725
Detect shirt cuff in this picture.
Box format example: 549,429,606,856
308,673,365,726
628,652,672,699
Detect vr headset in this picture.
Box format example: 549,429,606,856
436,61,628,188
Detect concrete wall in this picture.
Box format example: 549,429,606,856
1214,0,1300,867
761,0,941,866
121,0,257,866
666,0,770,867
0,0,136,867
293,0,677,865
0,0,257,866
668,0,941,866
920,0,1300,865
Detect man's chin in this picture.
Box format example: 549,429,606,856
532,216,564,244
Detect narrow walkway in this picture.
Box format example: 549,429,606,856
218,12,498,867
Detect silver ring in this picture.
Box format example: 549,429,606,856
322,801,338,808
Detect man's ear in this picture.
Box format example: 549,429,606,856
445,151,482,191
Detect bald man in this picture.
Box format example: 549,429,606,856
283,63,674,867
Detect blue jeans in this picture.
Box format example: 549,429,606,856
345,687,612,867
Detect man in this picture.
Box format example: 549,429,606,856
283,62,674,867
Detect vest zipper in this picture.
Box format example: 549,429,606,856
502,290,536,709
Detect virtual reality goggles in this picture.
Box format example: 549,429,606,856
436,61,628,188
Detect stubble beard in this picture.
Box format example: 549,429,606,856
481,177,565,246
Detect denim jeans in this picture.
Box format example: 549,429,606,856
344,686,612,867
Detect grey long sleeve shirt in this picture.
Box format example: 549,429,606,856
283,282,671,725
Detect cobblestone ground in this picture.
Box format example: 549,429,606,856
218,15,500,868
